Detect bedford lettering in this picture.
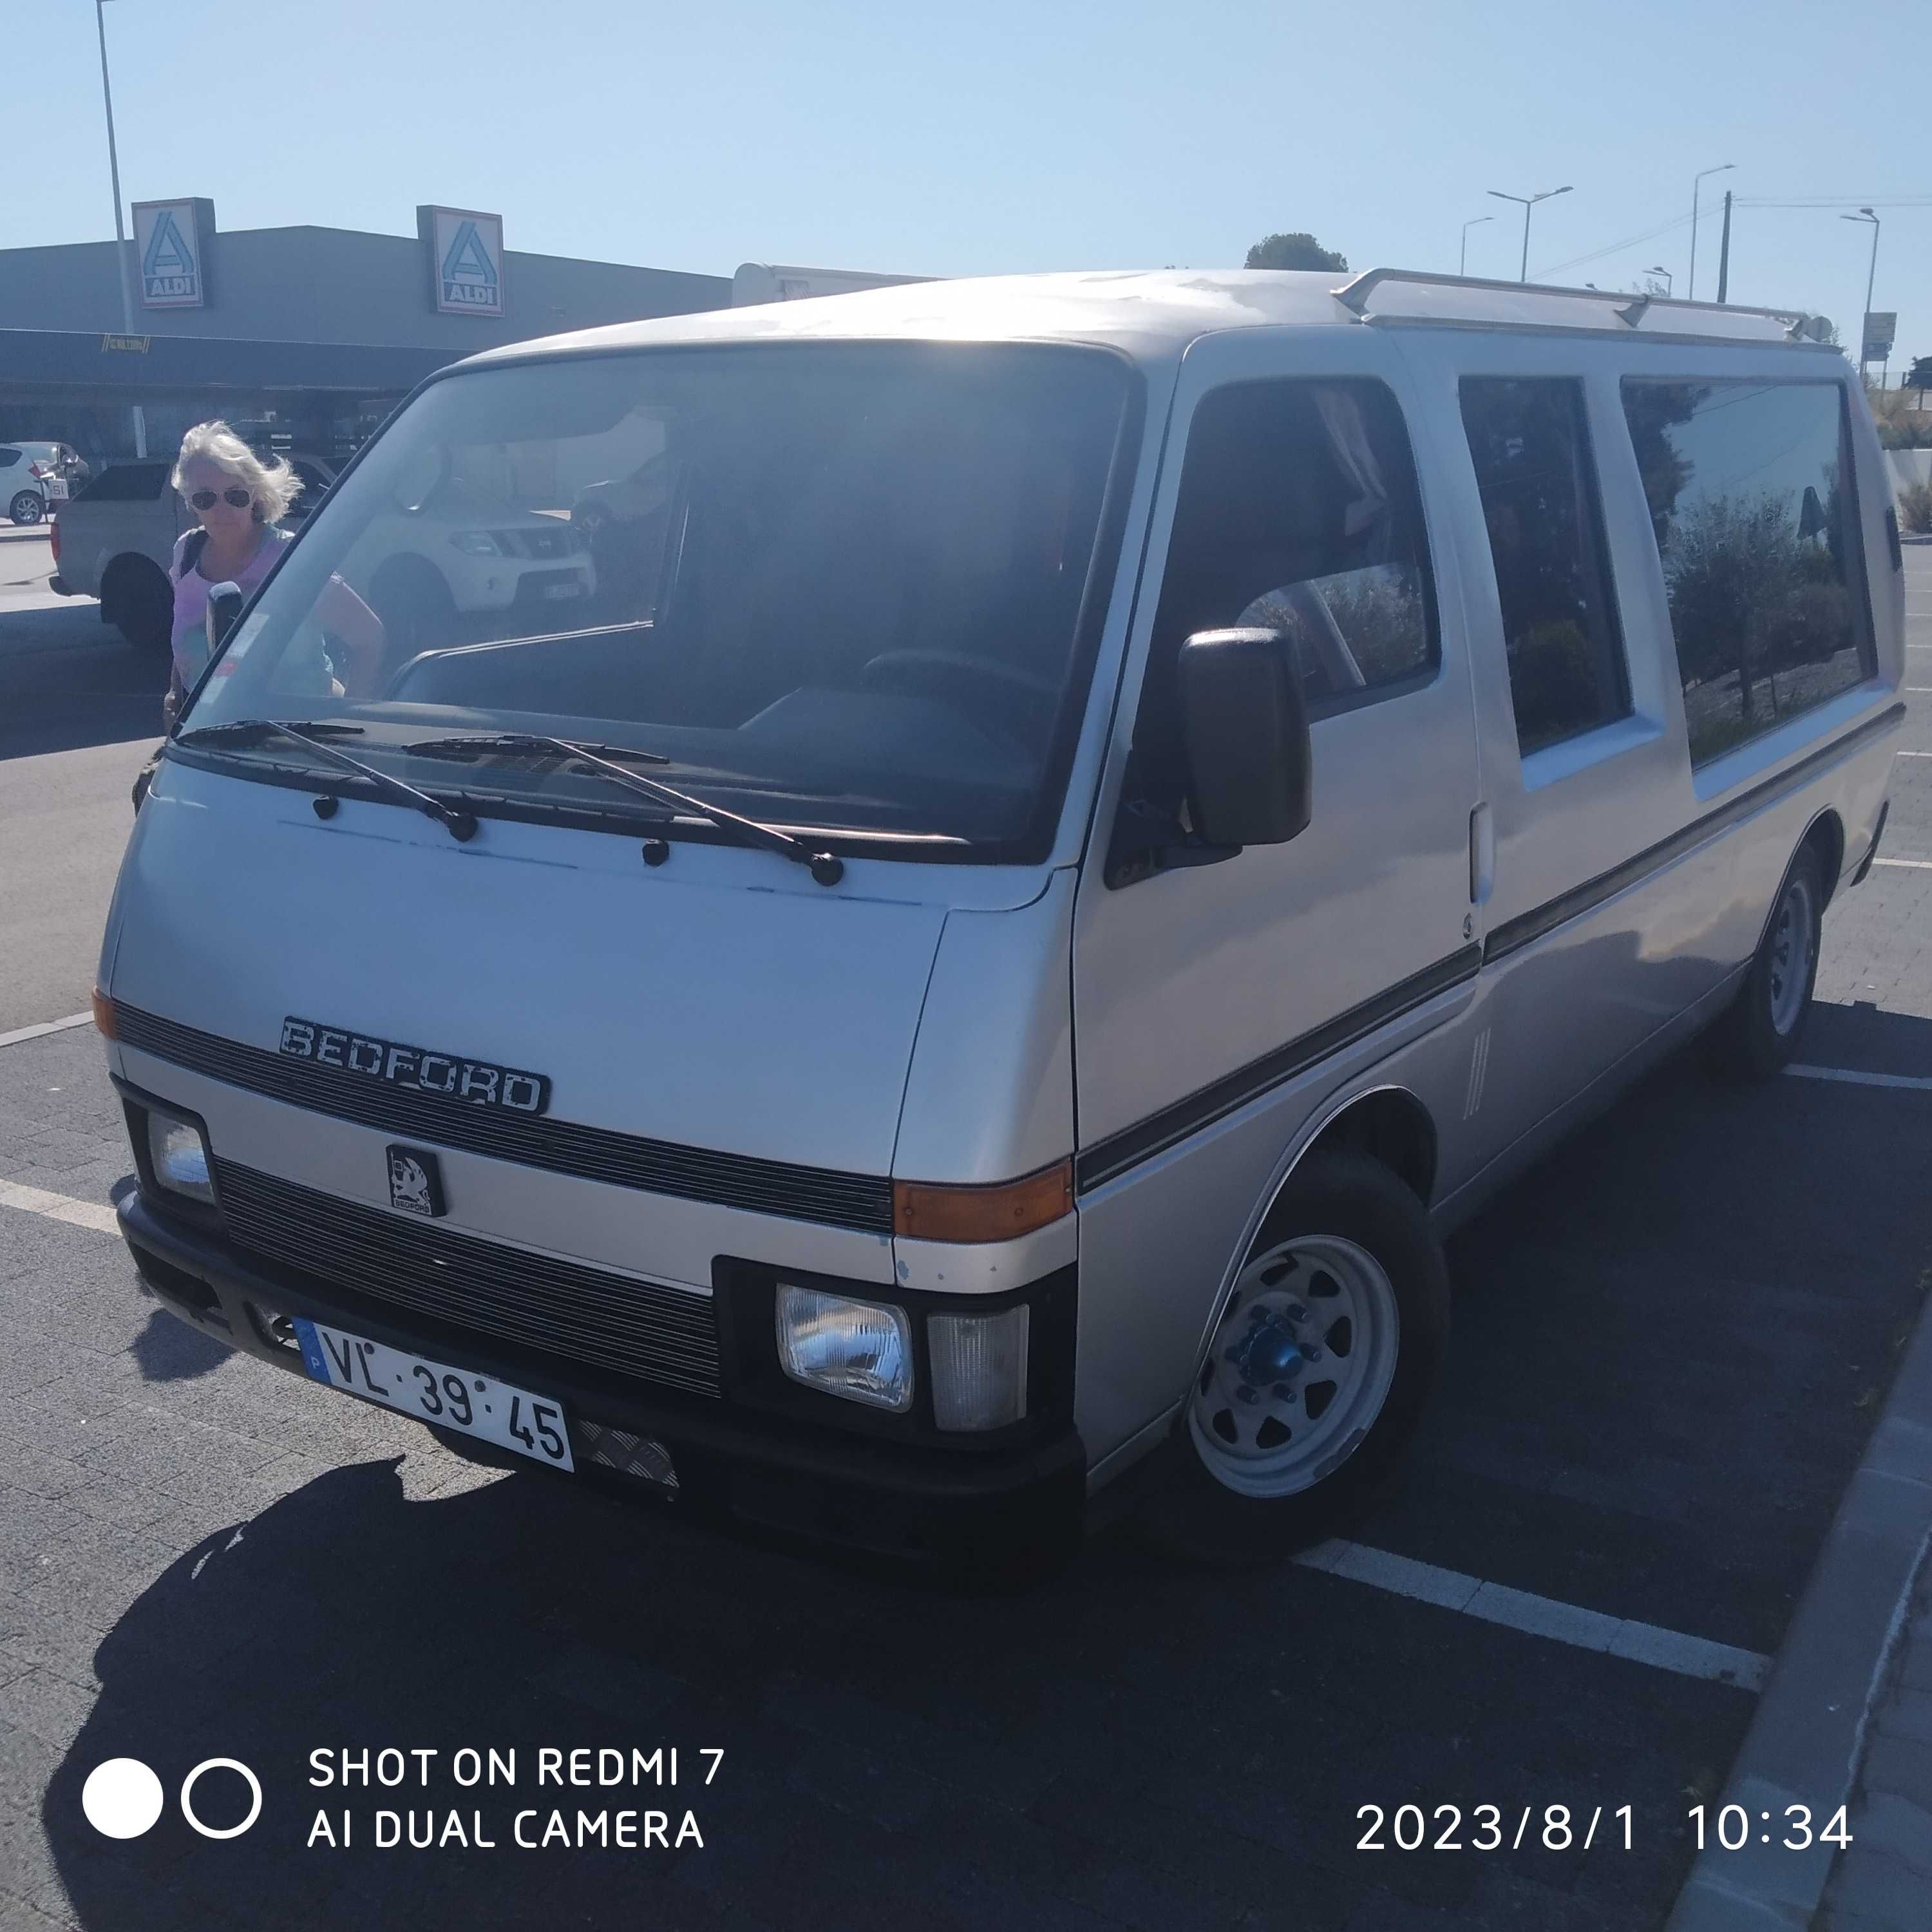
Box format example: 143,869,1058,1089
279,1017,551,1116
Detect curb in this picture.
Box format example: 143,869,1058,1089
1665,1283,1932,1931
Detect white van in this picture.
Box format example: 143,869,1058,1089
97,270,1905,1566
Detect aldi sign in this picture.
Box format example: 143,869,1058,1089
419,205,505,317
133,198,214,308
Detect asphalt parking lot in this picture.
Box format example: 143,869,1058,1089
2,539,1930,1932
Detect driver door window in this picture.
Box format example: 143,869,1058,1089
1119,377,1439,832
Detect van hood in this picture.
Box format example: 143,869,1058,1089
108,764,952,1179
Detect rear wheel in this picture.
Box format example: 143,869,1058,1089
370,558,457,674
105,557,173,654
8,489,43,526
1707,844,1823,1080
1139,1150,1449,1566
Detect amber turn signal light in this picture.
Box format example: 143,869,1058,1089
893,1159,1073,1244
91,987,117,1040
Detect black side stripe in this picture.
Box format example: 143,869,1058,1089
1075,944,1483,1195
1076,699,1904,1195
1484,700,1907,965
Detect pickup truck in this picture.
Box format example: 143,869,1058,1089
50,451,597,658
50,455,338,653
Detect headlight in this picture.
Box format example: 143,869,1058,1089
448,531,503,556
775,1284,913,1412
929,1305,1030,1432
146,1107,214,1204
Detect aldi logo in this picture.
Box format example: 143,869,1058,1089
422,205,505,317
133,199,212,309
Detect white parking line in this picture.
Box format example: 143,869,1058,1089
1785,1064,1932,1092
1874,857,1932,870
1294,1539,1769,1689
0,1010,93,1050
0,1179,118,1235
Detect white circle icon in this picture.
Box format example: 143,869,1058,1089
81,1759,165,1839
180,1758,262,1840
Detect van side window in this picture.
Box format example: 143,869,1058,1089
1459,377,1629,756
1621,379,1875,766
1122,378,1437,824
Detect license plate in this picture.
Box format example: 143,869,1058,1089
292,1318,574,1471
542,582,582,600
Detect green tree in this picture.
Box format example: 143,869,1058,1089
1245,232,1349,272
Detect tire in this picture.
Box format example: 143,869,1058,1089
1706,843,1824,1081
369,558,457,670
8,490,43,526
1139,1150,1450,1566
106,558,174,655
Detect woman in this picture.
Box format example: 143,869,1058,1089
160,421,384,728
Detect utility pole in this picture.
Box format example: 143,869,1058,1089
93,0,146,457
1842,207,1880,387
1716,191,1733,304
1687,164,1734,301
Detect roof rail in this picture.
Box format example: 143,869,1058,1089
1331,267,1814,340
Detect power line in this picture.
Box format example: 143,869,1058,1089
1535,211,1695,278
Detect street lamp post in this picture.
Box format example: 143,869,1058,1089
1645,264,1673,297
1842,207,1880,388
93,0,146,456
1459,214,1494,277
1487,186,1573,283
1687,164,1734,303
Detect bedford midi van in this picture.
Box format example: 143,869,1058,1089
98,269,1906,1566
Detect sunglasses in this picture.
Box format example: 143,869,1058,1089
189,487,253,511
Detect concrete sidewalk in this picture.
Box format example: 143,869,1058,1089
1819,1547,1932,1927
1667,1276,1932,1932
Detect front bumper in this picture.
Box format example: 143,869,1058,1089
117,1186,1085,1566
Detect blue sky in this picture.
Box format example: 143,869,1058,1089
12,0,1928,375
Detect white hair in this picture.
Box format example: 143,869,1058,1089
171,419,301,522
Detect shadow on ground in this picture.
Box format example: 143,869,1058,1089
0,606,162,761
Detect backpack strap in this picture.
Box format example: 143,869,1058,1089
175,526,210,581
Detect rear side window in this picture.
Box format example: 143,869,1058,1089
1459,378,1629,756
1124,377,1437,818
77,462,169,502
0,448,21,468
1622,379,1875,766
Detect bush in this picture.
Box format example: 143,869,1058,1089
1899,479,1932,535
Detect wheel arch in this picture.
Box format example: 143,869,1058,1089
1799,806,1844,909
99,551,170,625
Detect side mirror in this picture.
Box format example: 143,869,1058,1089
207,581,246,650
1177,627,1311,848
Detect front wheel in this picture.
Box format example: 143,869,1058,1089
8,490,43,526
1707,844,1823,1081
1139,1150,1449,1566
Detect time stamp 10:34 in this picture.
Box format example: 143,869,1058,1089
1354,1804,1852,1853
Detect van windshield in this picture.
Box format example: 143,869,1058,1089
180,343,1133,857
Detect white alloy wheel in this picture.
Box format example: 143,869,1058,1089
1766,870,1817,1037
1188,1234,1402,1499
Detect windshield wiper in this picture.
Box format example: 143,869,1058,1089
401,732,845,884
174,719,480,842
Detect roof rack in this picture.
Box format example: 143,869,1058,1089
1330,268,1821,343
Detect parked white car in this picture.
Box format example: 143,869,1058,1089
1,444,55,525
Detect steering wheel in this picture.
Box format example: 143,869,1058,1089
858,650,1060,751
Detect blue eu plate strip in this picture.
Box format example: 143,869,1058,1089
291,1316,332,1385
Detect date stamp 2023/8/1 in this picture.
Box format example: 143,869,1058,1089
1356,1803,1853,1854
